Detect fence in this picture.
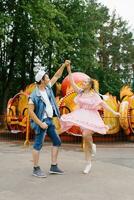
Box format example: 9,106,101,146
0,114,134,147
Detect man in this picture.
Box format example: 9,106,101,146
28,61,68,178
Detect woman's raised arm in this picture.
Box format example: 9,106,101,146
66,62,81,94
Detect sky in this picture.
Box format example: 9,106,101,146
98,0,134,32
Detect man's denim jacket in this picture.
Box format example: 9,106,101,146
29,85,60,134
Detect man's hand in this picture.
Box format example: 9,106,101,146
64,60,71,73
40,122,48,129
50,60,71,86
65,60,71,67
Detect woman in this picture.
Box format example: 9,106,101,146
60,63,120,174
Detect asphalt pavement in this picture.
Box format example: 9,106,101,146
0,142,134,200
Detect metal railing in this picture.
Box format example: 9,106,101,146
0,115,134,147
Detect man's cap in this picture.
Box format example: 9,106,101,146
35,70,46,82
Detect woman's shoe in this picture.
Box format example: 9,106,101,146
83,162,92,174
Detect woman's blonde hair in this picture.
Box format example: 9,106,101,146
88,78,106,99
87,78,99,91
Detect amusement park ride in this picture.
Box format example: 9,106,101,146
6,72,134,145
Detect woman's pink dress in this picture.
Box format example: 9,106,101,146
60,92,109,135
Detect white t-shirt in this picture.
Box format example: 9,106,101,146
39,89,53,118
29,88,53,118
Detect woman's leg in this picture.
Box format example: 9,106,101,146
83,130,93,161
82,130,94,174
82,131,96,157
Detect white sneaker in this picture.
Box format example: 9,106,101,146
91,143,96,156
83,162,92,174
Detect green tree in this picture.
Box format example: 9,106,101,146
96,11,134,95
0,0,134,114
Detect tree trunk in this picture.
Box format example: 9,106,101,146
0,26,18,114
30,41,35,82
48,40,53,77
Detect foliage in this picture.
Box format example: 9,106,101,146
0,0,134,113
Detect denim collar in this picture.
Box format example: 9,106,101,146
34,85,51,103
35,85,49,97
35,86,41,97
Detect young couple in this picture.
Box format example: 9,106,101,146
28,60,120,177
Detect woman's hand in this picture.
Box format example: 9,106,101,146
114,112,121,117
66,64,71,73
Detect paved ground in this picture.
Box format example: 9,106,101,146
0,142,134,200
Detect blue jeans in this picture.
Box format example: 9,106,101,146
33,118,61,151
